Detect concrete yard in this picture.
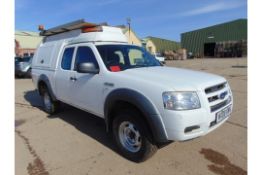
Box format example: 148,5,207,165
15,58,247,175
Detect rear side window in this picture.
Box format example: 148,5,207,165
61,47,74,70
74,46,99,70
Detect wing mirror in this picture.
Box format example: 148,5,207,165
77,62,99,74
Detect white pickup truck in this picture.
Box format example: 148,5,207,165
32,20,233,162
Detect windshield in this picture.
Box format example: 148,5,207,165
96,45,161,71
22,57,32,62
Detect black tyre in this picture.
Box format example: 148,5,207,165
112,109,157,162
41,87,59,114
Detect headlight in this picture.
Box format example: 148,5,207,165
162,91,201,110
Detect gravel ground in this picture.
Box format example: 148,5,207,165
15,58,247,175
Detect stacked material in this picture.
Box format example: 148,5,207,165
177,49,187,60
163,49,187,60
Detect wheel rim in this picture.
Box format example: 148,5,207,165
43,92,52,111
118,121,142,153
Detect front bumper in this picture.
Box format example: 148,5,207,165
15,68,31,77
15,69,27,76
162,101,233,141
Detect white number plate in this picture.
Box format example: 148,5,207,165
216,105,232,123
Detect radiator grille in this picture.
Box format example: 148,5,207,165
204,82,231,112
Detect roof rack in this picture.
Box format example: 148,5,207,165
39,19,107,37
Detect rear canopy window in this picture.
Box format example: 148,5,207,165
61,47,74,70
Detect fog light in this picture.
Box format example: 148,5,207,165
184,125,200,133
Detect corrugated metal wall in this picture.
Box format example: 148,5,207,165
181,19,247,57
147,37,180,53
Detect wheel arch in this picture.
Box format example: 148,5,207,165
104,88,168,143
37,74,57,101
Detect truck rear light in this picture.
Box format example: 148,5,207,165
81,26,103,33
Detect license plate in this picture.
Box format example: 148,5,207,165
216,105,232,123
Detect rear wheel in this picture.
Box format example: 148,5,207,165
41,87,59,114
113,109,157,162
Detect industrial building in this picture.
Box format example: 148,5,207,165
142,36,180,55
116,25,142,46
181,19,247,58
15,31,43,57
122,27,142,46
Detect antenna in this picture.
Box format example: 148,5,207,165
127,17,131,43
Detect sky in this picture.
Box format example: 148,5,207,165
15,0,247,41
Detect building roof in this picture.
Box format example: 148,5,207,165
181,19,247,35
146,36,180,52
15,30,43,49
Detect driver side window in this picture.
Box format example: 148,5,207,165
74,46,99,70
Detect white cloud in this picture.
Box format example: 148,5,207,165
181,1,246,16
135,0,246,23
96,0,150,6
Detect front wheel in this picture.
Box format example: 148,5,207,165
113,109,157,162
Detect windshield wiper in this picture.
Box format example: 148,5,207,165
132,65,148,68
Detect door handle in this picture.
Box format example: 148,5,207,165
70,77,77,81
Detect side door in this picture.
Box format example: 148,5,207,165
55,46,76,103
69,44,103,116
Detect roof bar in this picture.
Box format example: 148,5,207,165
40,19,99,36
